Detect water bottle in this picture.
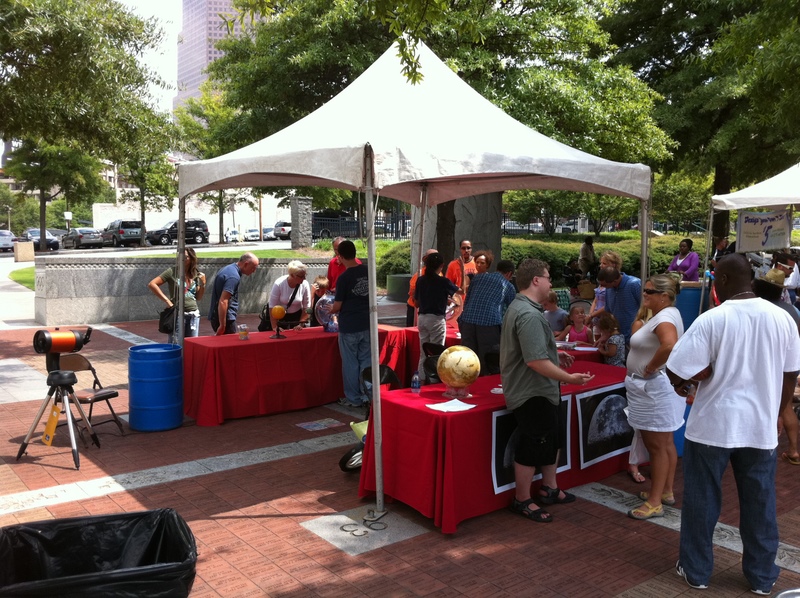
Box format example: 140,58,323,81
411,371,421,395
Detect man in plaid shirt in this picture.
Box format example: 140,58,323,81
458,260,516,374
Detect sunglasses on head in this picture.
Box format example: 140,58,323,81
643,289,663,295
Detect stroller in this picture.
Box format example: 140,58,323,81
338,365,401,472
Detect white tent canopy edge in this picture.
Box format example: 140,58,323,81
177,40,653,519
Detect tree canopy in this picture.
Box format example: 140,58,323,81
0,0,166,157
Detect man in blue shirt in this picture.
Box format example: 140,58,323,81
459,260,516,374
208,252,259,335
329,241,371,407
598,266,641,344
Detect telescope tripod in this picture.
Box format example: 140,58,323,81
16,370,100,470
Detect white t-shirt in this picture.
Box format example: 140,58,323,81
627,306,684,377
269,275,311,315
667,297,800,449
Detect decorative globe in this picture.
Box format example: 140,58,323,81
314,293,335,327
437,345,481,398
271,305,286,320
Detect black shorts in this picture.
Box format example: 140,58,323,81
512,396,561,467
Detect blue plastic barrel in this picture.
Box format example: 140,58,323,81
675,283,707,330
673,403,692,457
128,344,183,432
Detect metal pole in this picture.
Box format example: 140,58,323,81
176,195,187,346
698,200,716,316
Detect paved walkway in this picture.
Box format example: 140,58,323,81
2,256,800,597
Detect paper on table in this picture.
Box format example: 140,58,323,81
573,346,599,352
426,399,477,412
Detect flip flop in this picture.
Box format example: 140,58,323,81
781,452,800,465
628,470,646,483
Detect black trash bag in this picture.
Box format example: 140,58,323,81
0,508,196,598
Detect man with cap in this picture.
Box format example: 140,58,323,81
667,254,800,594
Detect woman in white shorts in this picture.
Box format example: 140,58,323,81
625,273,685,520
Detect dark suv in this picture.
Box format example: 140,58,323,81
146,218,209,245
102,220,143,247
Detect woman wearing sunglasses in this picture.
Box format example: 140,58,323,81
624,274,685,520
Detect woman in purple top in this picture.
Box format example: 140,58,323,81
667,238,699,282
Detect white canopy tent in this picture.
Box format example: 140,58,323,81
712,162,800,210
177,41,652,519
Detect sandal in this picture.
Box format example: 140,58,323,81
638,491,676,506
781,451,800,466
627,470,646,483
509,498,552,523
538,485,576,505
628,501,664,520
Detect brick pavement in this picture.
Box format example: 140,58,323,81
2,316,800,596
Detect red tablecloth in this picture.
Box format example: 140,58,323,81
402,326,462,385
359,361,627,533
184,325,406,426
564,347,603,363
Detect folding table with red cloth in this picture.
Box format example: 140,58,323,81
183,325,406,426
359,361,627,533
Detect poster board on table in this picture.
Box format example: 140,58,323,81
576,382,634,469
491,393,572,494
735,209,791,254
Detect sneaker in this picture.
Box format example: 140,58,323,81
676,560,709,590
750,583,775,596
337,397,362,407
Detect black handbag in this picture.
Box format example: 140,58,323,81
158,305,177,334
258,284,301,332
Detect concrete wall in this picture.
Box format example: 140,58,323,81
33,255,344,325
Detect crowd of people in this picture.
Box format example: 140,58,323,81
150,235,800,593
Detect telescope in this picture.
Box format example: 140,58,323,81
33,327,92,372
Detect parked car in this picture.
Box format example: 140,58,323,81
274,221,292,240
262,227,276,240
311,210,359,239
243,228,261,241
0,230,15,252
145,218,209,245
62,227,103,249
102,219,143,247
24,228,60,251
224,229,240,243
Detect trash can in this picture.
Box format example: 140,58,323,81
676,281,707,330
0,508,196,597
128,344,183,432
673,403,692,458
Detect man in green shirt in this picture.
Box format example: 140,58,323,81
500,258,594,523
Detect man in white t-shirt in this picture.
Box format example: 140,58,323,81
666,253,800,594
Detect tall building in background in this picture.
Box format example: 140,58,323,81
174,0,239,111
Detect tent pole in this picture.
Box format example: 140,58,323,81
413,186,428,326
639,190,651,282
176,195,187,346
698,200,716,317
363,145,387,520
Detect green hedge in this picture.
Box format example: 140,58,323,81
373,234,713,287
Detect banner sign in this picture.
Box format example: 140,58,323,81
735,209,791,253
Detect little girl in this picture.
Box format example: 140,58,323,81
594,312,626,367
556,305,593,344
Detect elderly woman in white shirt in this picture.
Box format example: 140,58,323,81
269,260,312,331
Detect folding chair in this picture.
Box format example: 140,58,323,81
422,342,446,357
423,355,441,385
359,365,401,400
58,354,124,435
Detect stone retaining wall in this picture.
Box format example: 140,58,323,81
33,255,345,325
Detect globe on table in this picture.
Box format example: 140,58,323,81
437,345,481,398
271,305,286,320
314,293,337,332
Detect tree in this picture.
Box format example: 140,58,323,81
175,84,259,242
0,0,166,156
117,107,179,246
4,139,106,250
601,0,800,237
651,171,713,234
